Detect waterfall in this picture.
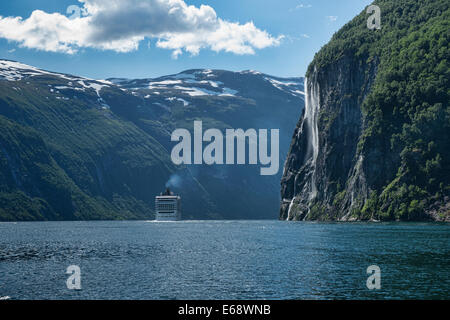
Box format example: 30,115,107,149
304,76,320,199
284,76,320,220
286,198,294,221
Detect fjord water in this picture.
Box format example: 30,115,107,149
0,221,448,300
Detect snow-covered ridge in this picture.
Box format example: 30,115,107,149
110,70,238,98
0,59,304,101
0,59,114,109
109,69,304,100
0,59,110,89
0,59,85,82
0,59,112,102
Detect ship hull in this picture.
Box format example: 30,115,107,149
155,194,181,221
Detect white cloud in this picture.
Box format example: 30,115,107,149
326,16,338,22
0,0,282,56
285,34,310,43
289,3,312,12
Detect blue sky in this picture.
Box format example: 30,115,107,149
0,0,373,79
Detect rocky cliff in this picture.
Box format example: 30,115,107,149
281,0,449,221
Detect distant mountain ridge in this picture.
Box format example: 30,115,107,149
0,59,304,221
107,69,304,98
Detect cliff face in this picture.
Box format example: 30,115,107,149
281,0,449,221
281,56,378,221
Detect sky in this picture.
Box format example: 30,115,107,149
0,0,373,79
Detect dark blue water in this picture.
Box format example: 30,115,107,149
0,221,448,300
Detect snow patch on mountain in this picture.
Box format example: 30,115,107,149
263,77,304,97
166,97,189,106
0,60,112,103
0,59,83,82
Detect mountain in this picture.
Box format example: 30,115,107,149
107,69,305,219
0,60,304,221
280,0,449,221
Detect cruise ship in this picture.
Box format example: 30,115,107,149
155,188,181,221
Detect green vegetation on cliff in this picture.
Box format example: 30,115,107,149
309,0,449,220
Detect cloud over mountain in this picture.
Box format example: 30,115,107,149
0,0,282,56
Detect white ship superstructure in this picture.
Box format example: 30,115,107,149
155,188,181,221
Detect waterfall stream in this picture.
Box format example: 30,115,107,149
286,76,320,220
304,76,319,200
